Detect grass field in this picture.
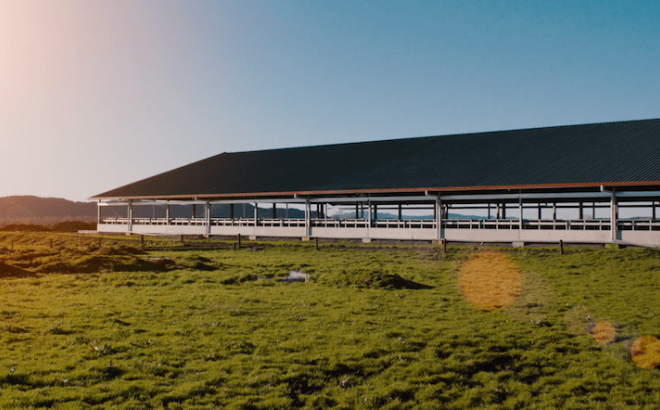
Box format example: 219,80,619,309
1,232,660,409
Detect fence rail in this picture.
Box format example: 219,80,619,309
100,217,660,232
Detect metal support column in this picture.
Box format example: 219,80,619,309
166,204,170,226
398,204,402,220
128,202,133,233
519,197,523,230
305,200,311,237
502,203,506,220
579,202,583,220
653,201,656,221
367,199,372,228
356,203,359,219
230,204,234,220
611,193,618,241
651,201,655,221
254,201,258,239
97,202,101,225
273,203,277,219
205,201,211,235
436,197,443,240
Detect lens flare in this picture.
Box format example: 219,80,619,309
631,336,660,369
458,252,523,311
591,321,616,344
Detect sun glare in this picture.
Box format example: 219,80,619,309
458,252,523,311
631,336,660,370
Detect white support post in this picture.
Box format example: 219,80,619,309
367,199,372,228
97,201,101,225
611,193,618,241
436,197,442,239
205,201,211,235
128,202,133,233
253,201,258,239
305,199,311,237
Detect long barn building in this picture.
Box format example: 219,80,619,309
91,118,660,247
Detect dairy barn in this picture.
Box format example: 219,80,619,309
91,118,660,247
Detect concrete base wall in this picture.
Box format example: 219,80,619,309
444,229,611,244
96,224,659,247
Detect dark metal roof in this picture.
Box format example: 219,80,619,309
91,118,660,200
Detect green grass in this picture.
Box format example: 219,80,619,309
0,233,659,409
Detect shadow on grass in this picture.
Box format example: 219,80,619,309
375,273,434,289
319,271,434,290
0,261,36,279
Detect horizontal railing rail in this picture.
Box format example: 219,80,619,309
99,217,660,232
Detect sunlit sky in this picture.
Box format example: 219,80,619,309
1,0,659,202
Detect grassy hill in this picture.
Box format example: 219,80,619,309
0,196,96,225
0,233,659,408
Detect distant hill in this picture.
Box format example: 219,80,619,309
0,196,97,226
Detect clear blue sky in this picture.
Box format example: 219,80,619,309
1,0,659,202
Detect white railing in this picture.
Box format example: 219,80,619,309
100,217,660,232
312,218,369,228
260,218,306,228
617,219,660,231
524,219,610,231
374,219,436,229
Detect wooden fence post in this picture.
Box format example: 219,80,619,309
559,239,564,255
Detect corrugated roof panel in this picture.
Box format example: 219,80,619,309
91,118,660,199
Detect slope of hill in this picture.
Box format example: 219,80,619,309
0,196,97,225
